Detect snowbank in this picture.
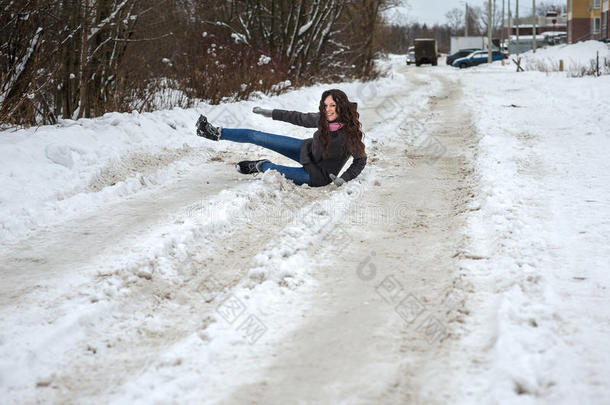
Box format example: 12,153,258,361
0,61,414,246
458,69,610,403
518,40,610,74
0,109,202,244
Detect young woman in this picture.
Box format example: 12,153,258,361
195,89,366,187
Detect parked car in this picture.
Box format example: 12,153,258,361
452,50,508,68
446,48,481,66
406,51,416,65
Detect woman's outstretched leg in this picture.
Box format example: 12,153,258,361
220,128,302,163
196,115,301,162
197,115,309,185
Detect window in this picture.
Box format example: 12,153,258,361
592,17,601,34
593,0,601,9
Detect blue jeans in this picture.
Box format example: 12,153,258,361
220,128,311,186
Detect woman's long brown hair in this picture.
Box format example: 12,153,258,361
317,89,365,158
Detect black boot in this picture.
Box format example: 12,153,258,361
235,159,270,174
196,115,221,141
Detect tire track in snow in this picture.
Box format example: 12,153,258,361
36,179,369,403
1,138,366,402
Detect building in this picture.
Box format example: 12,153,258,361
503,10,567,53
505,11,567,37
567,0,602,43
601,0,610,42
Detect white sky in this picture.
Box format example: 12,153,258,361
388,0,563,26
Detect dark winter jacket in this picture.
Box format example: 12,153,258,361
271,109,367,187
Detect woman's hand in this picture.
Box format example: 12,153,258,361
252,107,273,117
329,174,346,187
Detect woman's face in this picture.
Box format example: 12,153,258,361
324,95,338,122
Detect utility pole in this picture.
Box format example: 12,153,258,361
509,0,512,55
465,3,469,37
488,0,493,63
502,0,506,50
515,0,520,60
532,0,537,53
493,0,497,50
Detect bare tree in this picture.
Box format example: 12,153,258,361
0,1,51,125
472,2,502,36
75,0,139,118
340,0,398,77
445,8,465,35
1,0,403,126
208,0,346,80
536,1,566,16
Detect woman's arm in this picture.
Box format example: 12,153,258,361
272,109,320,128
340,154,367,183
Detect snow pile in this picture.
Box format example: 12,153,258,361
458,70,610,403
519,40,610,74
0,109,203,245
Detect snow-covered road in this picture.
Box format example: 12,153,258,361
222,73,476,404
2,49,610,404
3,59,467,403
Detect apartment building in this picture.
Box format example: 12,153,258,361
505,13,567,36
603,0,609,40
567,0,602,43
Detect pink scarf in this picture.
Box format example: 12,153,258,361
328,122,344,132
